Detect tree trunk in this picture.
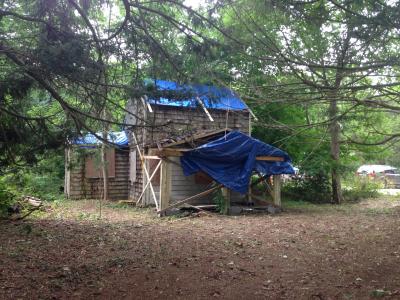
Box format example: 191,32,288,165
328,98,343,204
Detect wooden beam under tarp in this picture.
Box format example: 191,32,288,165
148,148,187,157
148,148,285,162
256,156,284,162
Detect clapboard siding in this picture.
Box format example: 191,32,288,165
67,148,129,200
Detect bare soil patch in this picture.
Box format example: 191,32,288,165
1,199,400,299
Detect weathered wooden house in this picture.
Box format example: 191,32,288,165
65,80,294,214
124,80,255,209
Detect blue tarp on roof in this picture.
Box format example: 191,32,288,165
73,131,128,147
180,131,295,194
145,79,248,111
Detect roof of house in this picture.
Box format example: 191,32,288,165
72,131,129,147
144,79,248,111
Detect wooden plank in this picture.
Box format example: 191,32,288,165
136,160,162,205
160,159,172,211
273,174,282,207
143,96,153,113
147,150,284,162
143,155,162,160
256,156,284,162
247,107,259,121
250,193,271,204
221,187,231,215
196,97,214,122
148,148,184,157
191,204,217,209
159,184,223,215
132,132,159,210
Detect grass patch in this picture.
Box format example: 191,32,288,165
32,199,160,224
282,199,356,214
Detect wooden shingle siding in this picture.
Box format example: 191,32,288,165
68,148,129,200
144,105,251,146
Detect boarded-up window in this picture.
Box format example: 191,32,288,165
85,148,115,178
195,171,213,184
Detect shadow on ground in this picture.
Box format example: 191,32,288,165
1,199,400,299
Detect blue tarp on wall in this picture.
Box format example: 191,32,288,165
145,79,248,111
180,131,295,194
72,131,129,147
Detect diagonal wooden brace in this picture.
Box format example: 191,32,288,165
132,132,159,210
136,159,162,205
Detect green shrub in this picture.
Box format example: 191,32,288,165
0,151,64,201
2,170,63,201
342,176,380,202
282,172,332,203
0,179,16,218
213,188,226,213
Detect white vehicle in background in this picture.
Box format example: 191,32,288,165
356,164,400,188
282,166,301,182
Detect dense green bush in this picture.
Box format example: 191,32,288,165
0,179,16,218
342,176,380,202
282,172,332,203
283,173,380,203
213,188,226,213
0,151,65,201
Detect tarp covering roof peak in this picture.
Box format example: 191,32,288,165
144,79,248,111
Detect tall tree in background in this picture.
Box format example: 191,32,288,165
211,0,400,203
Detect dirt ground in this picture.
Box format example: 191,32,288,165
1,197,400,300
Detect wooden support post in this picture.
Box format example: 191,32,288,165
160,159,172,213
247,172,253,205
273,175,282,207
247,183,252,205
221,187,231,215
